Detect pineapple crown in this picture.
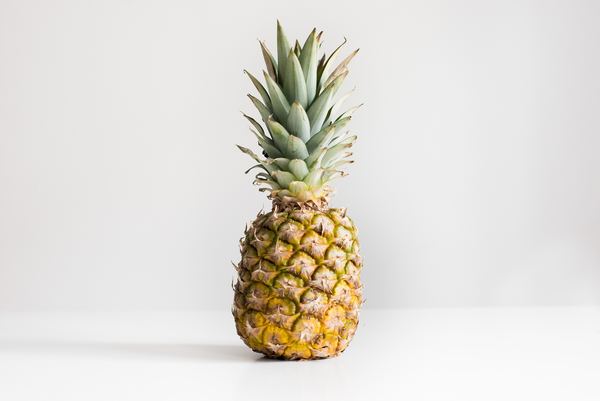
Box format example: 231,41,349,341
239,21,360,207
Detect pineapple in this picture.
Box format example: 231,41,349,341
233,22,362,360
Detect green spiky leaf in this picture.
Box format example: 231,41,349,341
317,37,347,92
289,181,310,197
294,40,302,57
273,158,290,169
324,48,359,88
324,89,353,125
272,170,296,187
285,135,309,159
300,29,318,104
276,21,291,86
267,118,290,152
322,143,352,166
283,51,308,108
250,129,282,158
337,103,363,121
248,95,271,123
303,168,324,187
286,102,311,142
322,169,347,182
243,113,266,137
264,72,290,122
288,159,309,180
307,73,346,135
305,126,335,153
260,41,278,81
236,145,277,174
305,146,327,167
244,70,271,109
306,116,351,152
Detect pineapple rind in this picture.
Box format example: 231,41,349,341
233,207,362,360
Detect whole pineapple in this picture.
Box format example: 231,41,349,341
233,22,362,360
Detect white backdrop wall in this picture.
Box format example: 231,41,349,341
1,0,599,310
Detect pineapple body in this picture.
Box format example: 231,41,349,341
233,206,362,360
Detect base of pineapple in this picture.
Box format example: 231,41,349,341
242,339,353,361
232,205,363,360
235,311,359,360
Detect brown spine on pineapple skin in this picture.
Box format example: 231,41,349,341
232,201,363,360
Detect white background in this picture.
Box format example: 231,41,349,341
1,0,599,311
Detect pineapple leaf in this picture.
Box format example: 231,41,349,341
236,145,261,161
260,141,283,159
242,113,266,137
288,181,309,196
323,49,359,88
316,31,324,45
286,102,311,142
254,172,271,180
288,159,309,180
250,128,282,158
264,72,290,122
324,89,353,125
322,169,347,182
303,168,324,187
267,117,291,152
307,73,347,135
247,95,271,123
236,145,277,174
306,116,351,152
264,145,283,159
330,159,354,169
322,143,352,166
317,37,347,93
283,51,308,108
337,103,363,121
244,70,272,109
272,170,296,187
285,135,309,159
259,41,278,81
300,29,318,104
305,125,335,153
249,126,269,143
254,178,280,190
273,158,290,169
305,146,327,167
244,163,268,174
276,21,291,87
330,134,357,148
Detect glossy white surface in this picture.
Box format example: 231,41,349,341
1,308,599,401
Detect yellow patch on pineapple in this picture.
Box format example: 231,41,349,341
250,259,279,286
266,297,298,329
292,316,322,342
251,228,275,254
277,220,305,245
323,305,347,331
273,273,305,302
311,333,339,358
300,231,330,260
285,251,318,281
262,325,290,356
284,343,312,359
299,288,329,316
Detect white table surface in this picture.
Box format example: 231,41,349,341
1,307,599,401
